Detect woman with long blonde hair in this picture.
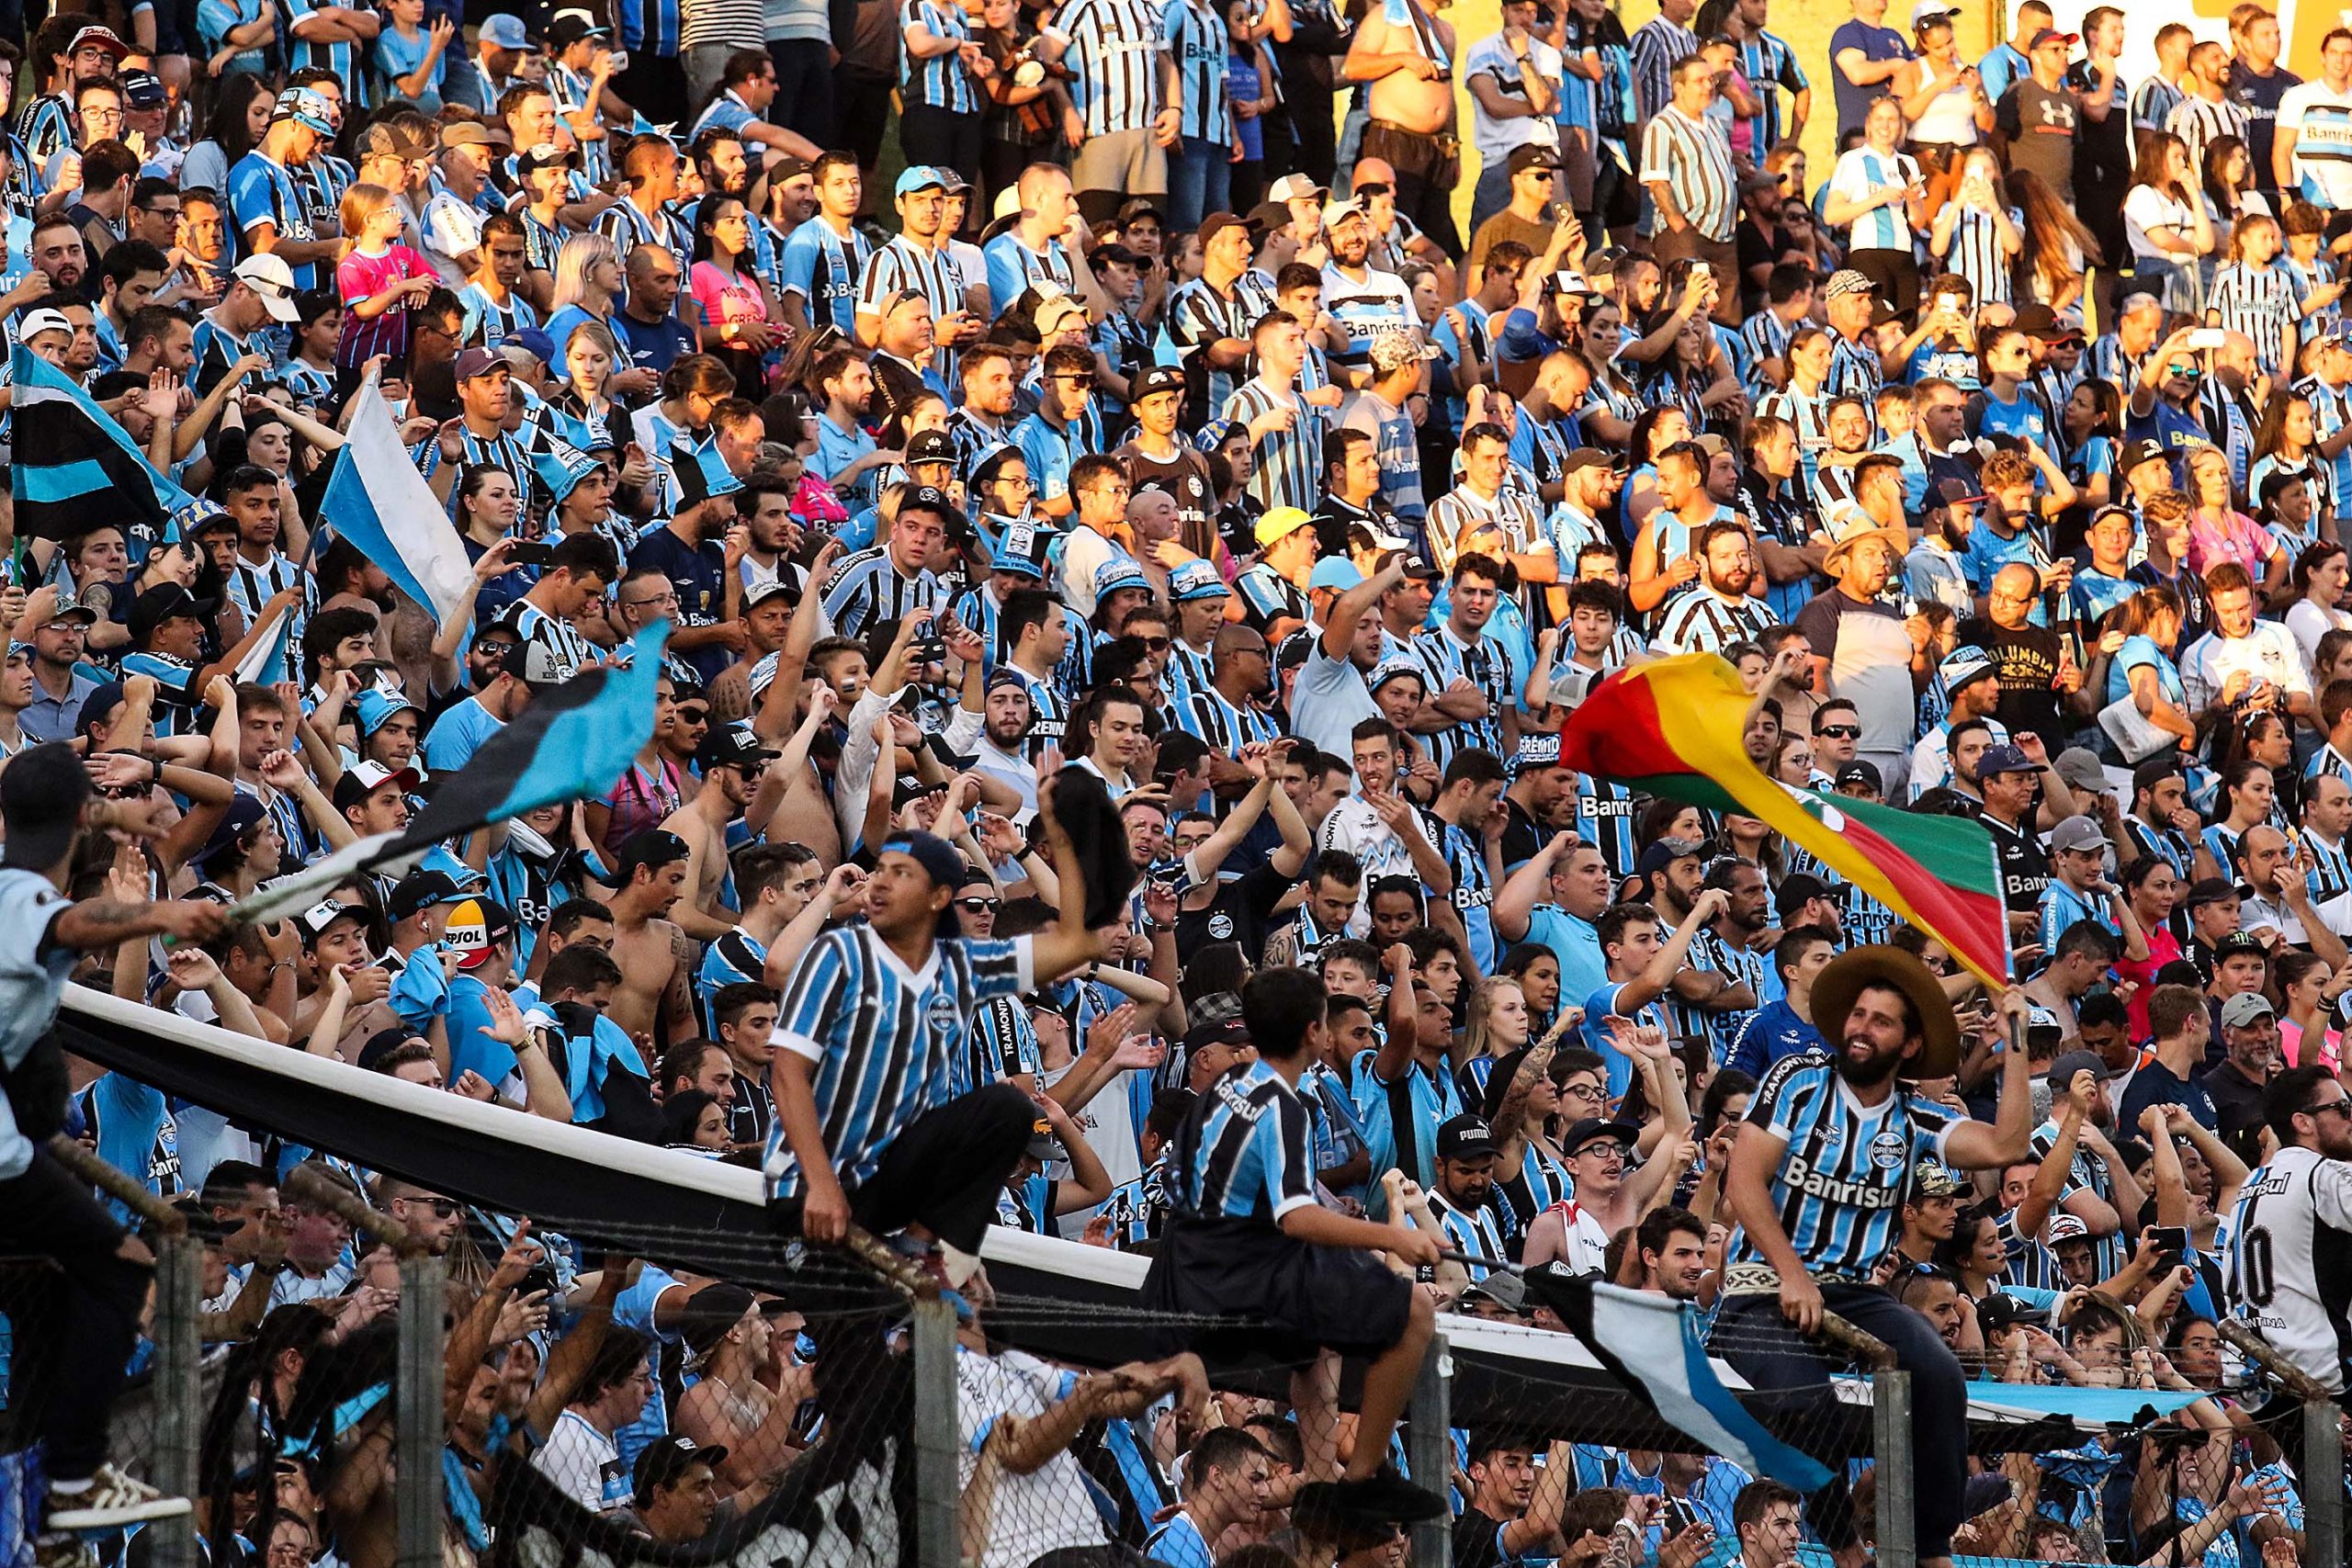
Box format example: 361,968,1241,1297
545,232,623,364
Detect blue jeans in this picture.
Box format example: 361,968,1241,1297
1168,136,1233,231
1711,1282,1971,1559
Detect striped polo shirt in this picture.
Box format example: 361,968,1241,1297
1637,104,1736,241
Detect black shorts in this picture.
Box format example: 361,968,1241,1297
1139,1213,1413,1366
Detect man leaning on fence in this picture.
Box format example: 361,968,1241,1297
0,744,227,1553
1713,944,2034,1568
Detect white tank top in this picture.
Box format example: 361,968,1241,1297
1909,70,1981,147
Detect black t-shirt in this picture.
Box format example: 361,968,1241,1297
1959,615,2066,750
1174,856,1295,967
1453,1507,1515,1568
2227,60,2303,190
1996,77,2079,199
1981,809,2048,915
2205,1060,2268,1154
1122,441,1218,552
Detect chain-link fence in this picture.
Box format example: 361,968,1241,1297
10,1138,2347,1568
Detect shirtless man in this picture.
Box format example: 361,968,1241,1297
674,1286,806,1488
1345,0,1464,258
658,721,785,942
605,829,696,1047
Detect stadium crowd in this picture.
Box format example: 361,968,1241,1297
6,0,2352,1565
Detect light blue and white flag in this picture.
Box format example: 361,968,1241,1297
1527,1265,1836,1492
234,603,294,686
318,379,476,625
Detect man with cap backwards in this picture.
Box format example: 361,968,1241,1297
765,777,1105,1272
1717,945,2032,1568
2228,1061,2352,1395
0,743,227,1539
228,89,342,292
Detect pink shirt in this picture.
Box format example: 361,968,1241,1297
2185,508,2277,579
689,261,769,335
335,243,435,369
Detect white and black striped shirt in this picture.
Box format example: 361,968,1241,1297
2168,96,2248,179
1638,104,1736,241
1225,378,1323,513
820,546,949,641
2211,260,2301,376
1059,0,1165,137
1628,16,1697,126
1653,587,1773,654
860,235,967,321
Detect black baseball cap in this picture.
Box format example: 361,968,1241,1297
1775,872,1835,921
632,1435,729,1508
1634,836,1702,879
906,429,957,467
699,720,778,772
1436,1114,1498,1161
2184,876,2237,910
387,868,468,922
1561,1117,1639,1156
2119,437,2171,476
2213,931,2268,964
1134,365,1186,401
128,582,218,646
1836,761,1883,793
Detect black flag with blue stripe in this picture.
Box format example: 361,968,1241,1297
9,345,198,542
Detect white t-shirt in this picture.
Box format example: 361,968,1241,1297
2278,80,2352,209
2123,184,2199,265
533,1410,629,1512
956,1347,1112,1568
1463,33,1565,162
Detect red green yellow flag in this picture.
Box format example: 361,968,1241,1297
1559,652,2011,987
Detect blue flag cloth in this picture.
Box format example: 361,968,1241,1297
318,378,477,624
8,345,198,543
1527,1266,1836,1493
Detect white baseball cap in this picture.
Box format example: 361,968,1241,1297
16,308,73,343
232,254,302,322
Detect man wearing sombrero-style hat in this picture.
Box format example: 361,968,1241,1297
1712,944,2030,1568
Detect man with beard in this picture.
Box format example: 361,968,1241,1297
779,151,873,338
945,343,1022,481
1636,1207,1709,1299
1715,947,2030,1568
947,669,1039,810
1318,201,1418,384
812,344,889,510
628,442,744,686
615,246,700,383
657,722,783,942
1423,1115,1511,1277
1653,522,1773,654
2228,1065,2352,1394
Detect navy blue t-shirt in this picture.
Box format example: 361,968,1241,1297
627,525,729,683
614,308,698,380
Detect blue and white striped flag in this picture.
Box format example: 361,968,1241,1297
234,603,294,687
318,379,476,625
1527,1266,1836,1492
9,345,198,543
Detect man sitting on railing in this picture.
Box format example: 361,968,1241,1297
0,743,227,1551
1714,947,2034,1568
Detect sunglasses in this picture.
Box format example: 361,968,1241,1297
408,1196,459,1216
956,896,1002,912
1135,635,1171,650
1815,724,1861,739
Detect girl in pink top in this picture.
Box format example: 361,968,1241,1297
688,194,781,396
2278,950,2346,1072
2182,444,2287,593
335,183,437,371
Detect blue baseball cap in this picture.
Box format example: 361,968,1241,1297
1368,653,1425,693
478,13,529,48
1978,743,2038,777
1170,559,1228,603
1307,558,1363,592
895,165,946,197
355,687,423,739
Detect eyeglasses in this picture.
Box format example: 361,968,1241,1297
1815,724,1860,739
1558,1081,1604,1101
956,896,1003,912
1572,1142,1627,1162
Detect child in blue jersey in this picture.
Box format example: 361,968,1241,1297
1711,945,2033,1567
1141,965,1447,1526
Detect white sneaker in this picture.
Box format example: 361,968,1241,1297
33,1534,98,1568
45,1466,193,1532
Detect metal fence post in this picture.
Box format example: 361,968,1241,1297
1408,1332,1453,1568
396,1252,445,1568
910,1295,960,1568
2304,1397,2344,1568
1871,1370,1916,1568
146,1230,199,1568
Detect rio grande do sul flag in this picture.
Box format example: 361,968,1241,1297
1560,652,2010,987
